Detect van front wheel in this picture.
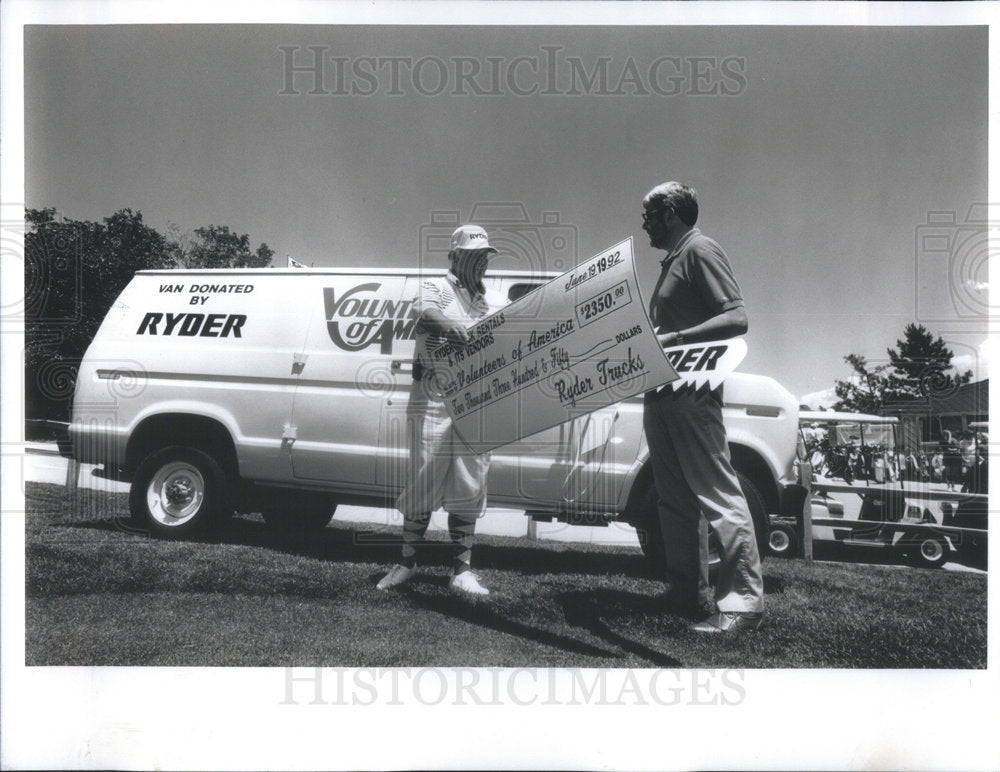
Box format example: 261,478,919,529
130,446,232,537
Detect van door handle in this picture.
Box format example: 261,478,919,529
391,359,413,375
292,352,308,375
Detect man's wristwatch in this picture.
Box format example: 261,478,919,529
675,331,685,346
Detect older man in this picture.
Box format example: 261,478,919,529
377,225,500,596
641,181,765,633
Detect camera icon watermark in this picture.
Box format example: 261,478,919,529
419,203,578,277
1,210,29,323
914,205,999,330
21,210,84,326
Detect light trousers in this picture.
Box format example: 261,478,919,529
643,386,764,613
395,388,490,568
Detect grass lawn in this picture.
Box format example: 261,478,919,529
24,482,987,668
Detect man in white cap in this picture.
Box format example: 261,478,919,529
377,225,501,595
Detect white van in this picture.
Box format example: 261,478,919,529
67,267,801,567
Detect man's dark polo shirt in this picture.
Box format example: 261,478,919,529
648,227,745,333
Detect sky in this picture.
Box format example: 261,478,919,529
22,21,990,403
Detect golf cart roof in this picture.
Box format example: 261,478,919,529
800,410,899,425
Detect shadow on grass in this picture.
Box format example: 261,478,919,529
556,589,685,667
58,512,655,579
762,575,788,594
394,577,628,662
378,578,685,667
811,540,909,569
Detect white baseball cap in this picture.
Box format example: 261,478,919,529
450,224,498,254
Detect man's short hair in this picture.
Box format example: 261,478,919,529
643,181,699,226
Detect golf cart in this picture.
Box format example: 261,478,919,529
770,411,953,569
939,421,988,569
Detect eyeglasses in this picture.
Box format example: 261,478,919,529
642,207,670,225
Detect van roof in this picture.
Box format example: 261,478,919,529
136,268,560,279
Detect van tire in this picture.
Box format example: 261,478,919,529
129,446,233,537
632,471,768,575
738,471,770,559
633,484,666,571
633,485,723,577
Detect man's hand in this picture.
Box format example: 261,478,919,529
420,307,470,347
443,321,470,347
657,331,682,348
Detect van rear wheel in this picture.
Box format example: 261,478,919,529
129,446,232,537
633,485,723,577
633,484,666,571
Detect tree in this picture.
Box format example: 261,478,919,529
25,208,173,423
167,224,274,269
26,209,277,426
834,324,973,414
833,354,892,414
885,323,972,403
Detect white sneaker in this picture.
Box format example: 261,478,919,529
449,571,489,596
376,563,416,591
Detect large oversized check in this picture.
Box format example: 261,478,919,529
428,238,679,452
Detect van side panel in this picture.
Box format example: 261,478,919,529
289,276,416,489
720,373,799,489
487,401,643,511
71,274,315,482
